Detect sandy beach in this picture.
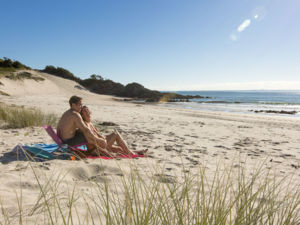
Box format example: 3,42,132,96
1,71,300,224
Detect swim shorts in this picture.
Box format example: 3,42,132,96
63,130,87,146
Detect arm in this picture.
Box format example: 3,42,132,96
90,123,105,139
73,113,107,148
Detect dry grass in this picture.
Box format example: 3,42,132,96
4,72,45,82
0,103,57,128
0,156,299,225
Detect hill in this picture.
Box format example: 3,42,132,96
0,57,207,102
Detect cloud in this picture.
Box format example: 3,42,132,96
237,19,251,32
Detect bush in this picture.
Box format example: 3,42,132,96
0,103,57,128
42,65,81,83
0,57,30,69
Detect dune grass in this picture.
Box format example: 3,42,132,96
0,154,299,225
0,67,16,76
0,103,57,128
4,72,45,82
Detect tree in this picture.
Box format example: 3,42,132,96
90,74,104,80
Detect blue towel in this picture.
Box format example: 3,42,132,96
24,143,69,160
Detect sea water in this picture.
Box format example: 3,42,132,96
161,90,300,117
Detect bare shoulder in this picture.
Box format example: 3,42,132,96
70,111,82,120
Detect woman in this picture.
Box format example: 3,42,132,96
80,106,147,156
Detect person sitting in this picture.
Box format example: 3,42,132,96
80,105,148,156
57,96,112,157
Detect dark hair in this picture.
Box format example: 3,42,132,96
69,95,82,107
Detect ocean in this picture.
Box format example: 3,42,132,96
162,90,300,117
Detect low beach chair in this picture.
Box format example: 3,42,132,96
42,125,88,154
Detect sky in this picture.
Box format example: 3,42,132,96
1,0,300,91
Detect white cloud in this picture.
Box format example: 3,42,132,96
254,14,259,20
237,19,251,32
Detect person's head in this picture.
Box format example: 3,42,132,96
69,95,82,112
80,105,91,122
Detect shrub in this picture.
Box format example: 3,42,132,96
0,57,30,69
42,65,81,82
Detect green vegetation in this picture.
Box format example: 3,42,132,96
0,57,30,69
1,161,299,224
0,57,31,76
4,71,45,82
0,57,207,102
159,93,179,102
42,65,81,83
0,103,57,128
41,66,199,102
0,67,16,76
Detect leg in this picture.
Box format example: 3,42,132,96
114,130,148,155
106,131,134,156
77,143,113,157
107,131,148,156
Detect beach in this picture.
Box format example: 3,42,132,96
1,72,300,224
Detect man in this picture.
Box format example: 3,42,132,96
57,96,108,155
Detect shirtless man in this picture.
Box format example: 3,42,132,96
57,96,109,156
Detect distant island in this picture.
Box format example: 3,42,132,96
0,57,210,102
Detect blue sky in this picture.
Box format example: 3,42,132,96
1,0,300,90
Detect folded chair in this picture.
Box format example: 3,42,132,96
42,125,88,158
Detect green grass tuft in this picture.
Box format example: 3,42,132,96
4,71,45,82
0,103,57,128
0,67,16,76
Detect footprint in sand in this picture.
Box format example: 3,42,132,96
185,156,199,165
7,181,39,189
88,175,108,183
164,146,173,151
70,167,90,180
279,154,295,159
88,164,105,174
154,174,177,184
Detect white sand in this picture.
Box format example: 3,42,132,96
1,70,300,224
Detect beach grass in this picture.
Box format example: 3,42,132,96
0,67,16,76
0,103,57,128
1,156,299,225
4,71,45,82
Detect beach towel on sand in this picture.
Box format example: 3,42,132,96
18,143,144,160
23,143,69,160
